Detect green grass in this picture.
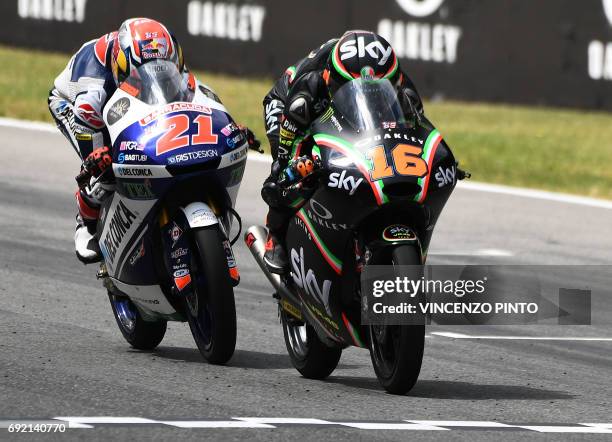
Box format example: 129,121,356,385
2,45,612,198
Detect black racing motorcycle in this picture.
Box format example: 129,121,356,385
246,78,467,394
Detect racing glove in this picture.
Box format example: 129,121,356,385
239,125,263,152
262,156,319,208
76,146,112,189
279,155,317,185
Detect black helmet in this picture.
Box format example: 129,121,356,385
325,30,400,95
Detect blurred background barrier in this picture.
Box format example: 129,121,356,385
2,0,612,110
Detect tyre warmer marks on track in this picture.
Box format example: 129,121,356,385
2,418,611,433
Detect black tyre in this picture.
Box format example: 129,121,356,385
108,293,167,350
184,225,236,364
368,245,425,394
281,309,341,379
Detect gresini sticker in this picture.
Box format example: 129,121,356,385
107,97,130,125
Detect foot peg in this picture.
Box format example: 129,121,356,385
96,264,108,279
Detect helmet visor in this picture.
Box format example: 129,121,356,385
331,78,410,132
123,60,193,105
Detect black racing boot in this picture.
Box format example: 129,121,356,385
263,231,288,274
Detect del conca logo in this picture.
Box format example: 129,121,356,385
395,0,445,17
17,0,87,22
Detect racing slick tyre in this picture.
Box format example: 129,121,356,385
281,309,342,379
108,293,167,350
184,225,236,364
368,245,425,394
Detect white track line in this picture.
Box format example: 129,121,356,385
408,420,512,428
54,417,157,424
4,116,612,209
0,117,57,133
159,420,275,428
26,417,608,433
431,331,612,341
338,422,447,430
429,248,514,257
582,423,612,430
234,417,332,425
458,181,612,210
519,425,612,434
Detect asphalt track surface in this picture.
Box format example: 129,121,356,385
1,123,611,440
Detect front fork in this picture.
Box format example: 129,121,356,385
160,202,240,297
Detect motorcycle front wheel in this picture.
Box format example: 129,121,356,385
368,245,425,394
184,225,236,364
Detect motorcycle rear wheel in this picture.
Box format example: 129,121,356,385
108,293,167,350
184,225,236,364
368,245,425,394
281,308,341,379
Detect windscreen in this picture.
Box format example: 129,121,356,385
331,78,411,132
122,60,194,105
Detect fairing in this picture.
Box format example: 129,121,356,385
97,72,247,317
285,79,457,346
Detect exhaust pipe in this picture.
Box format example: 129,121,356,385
244,226,301,306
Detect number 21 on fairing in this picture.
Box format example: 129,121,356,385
156,114,218,156
366,143,428,180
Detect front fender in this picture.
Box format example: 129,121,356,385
181,202,218,228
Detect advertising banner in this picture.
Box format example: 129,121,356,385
2,0,612,110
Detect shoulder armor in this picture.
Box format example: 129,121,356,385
94,32,117,67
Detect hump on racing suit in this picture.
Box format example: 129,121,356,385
48,32,117,160
262,34,425,168
262,39,337,162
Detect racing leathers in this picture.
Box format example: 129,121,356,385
261,38,425,273
48,33,118,263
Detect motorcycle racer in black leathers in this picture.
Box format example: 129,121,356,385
261,30,425,273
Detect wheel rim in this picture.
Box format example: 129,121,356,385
113,297,136,332
368,251,414,379
186,279,213,351
369,324,401,379
283,314,309,359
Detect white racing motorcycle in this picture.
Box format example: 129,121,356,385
89,59,248,363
